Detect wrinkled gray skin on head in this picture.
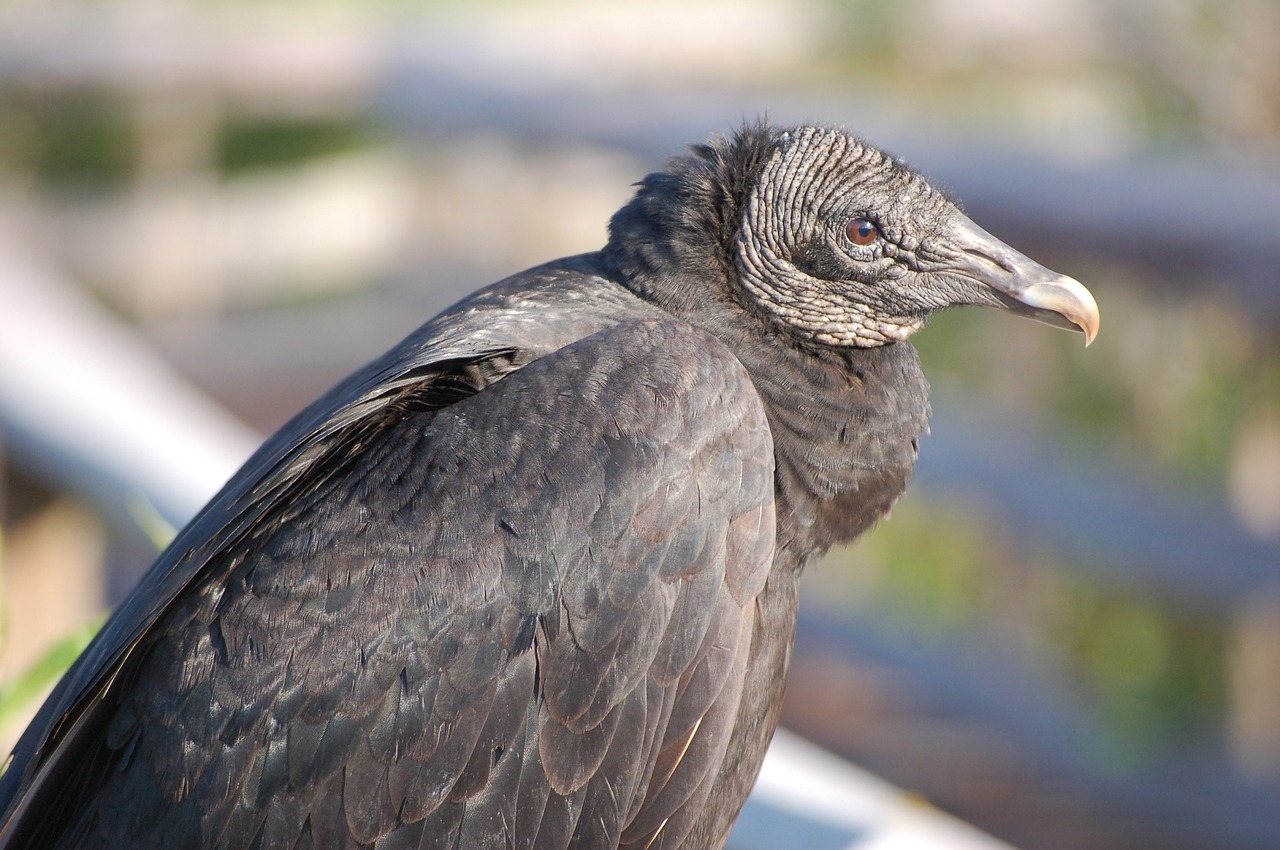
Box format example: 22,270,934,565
737,126,997,347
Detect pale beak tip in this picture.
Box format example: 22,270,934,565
1021,274,1100,349
1073,283,1100,347
1080,309,1099,347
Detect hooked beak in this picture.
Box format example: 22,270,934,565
946,213,1100,346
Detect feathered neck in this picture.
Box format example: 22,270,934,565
600,124,931,566
601,122,780,316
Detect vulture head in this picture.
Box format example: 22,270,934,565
609,123,1099,349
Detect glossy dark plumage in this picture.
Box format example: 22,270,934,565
0,123,1097,849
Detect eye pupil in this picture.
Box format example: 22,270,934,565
846,218,879,245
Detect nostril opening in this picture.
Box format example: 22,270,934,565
963,247,1014,275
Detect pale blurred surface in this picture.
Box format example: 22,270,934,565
1,2,1278,848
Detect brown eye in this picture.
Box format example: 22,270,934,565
845,217,879,246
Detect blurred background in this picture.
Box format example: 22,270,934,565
0,1,1278,848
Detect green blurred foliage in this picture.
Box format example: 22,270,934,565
811,494,1227,772
0,615,105,738
0,528,103,743
0,92,137,187
0,511,173,743
1050,570,1224,769
216,117,383,175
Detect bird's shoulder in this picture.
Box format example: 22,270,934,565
0,259,779,848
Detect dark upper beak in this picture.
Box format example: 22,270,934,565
946,213,1100,346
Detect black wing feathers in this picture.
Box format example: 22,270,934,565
10,315,776,850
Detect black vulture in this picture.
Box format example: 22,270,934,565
0,123,1098,849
